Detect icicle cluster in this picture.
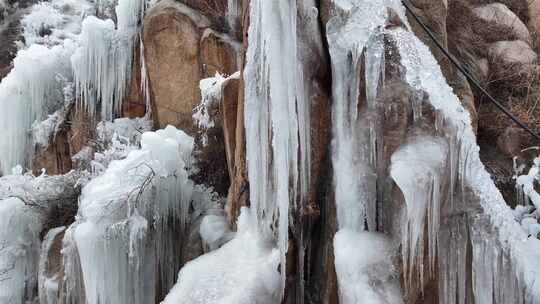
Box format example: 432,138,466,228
63,126,198,304
72,0,148,121
390,136,447,290
243,0,311,297
391,21,540,303
0,198,42,304
0,43,74,174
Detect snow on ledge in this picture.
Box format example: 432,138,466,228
162,207,280,304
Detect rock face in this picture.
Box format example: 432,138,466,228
489,40,538,64
473,3,531,43
143,0,241,195
143,0,211,133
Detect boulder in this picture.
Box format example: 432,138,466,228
489,40,538,64
473,3,531,43
143,0,211,134
529,0,540,35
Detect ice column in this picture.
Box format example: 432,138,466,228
244,0,310,296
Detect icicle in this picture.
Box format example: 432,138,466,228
392,19,540,303
0,43,74,173
390,136,447,291
72,0,149,121
0,198,42,304
63,126,219,304
244,0,310,297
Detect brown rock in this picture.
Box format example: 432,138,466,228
497,126,523,156
32,126,72,176
39,228,66,304
489,40,538,64
143,0,211,134
67,105,96,158
200,29,241,77
473,3,531,43
221,78,240,181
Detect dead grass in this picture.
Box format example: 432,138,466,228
446,0,540,146
477,59,540,146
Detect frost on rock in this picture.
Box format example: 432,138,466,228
32,109,67,149
22,0,92,47
0,197,42,304
193,72,239,145
63,125,216,304
334,230,402,304
162,208,280,304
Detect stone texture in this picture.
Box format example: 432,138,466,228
497,126,523,156
200,29,241,77
39,229,66,304
122,43,147,118
67,105,96,158
474,3,531,43
489,40,538,64
529,0,540,35
143,0,211,134
221,78,240,181
32,124,72,176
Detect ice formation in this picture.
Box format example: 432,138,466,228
162,208,280,304
72,0,149,121
0,0,151,172
62,125,220,304
334,230,402,304
327,0,540,302
326,1,407,301
391,20,540,304
199,214,234,251
0,43,75,174
390,136,448,288
0,198,42,304
243,0,311,296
